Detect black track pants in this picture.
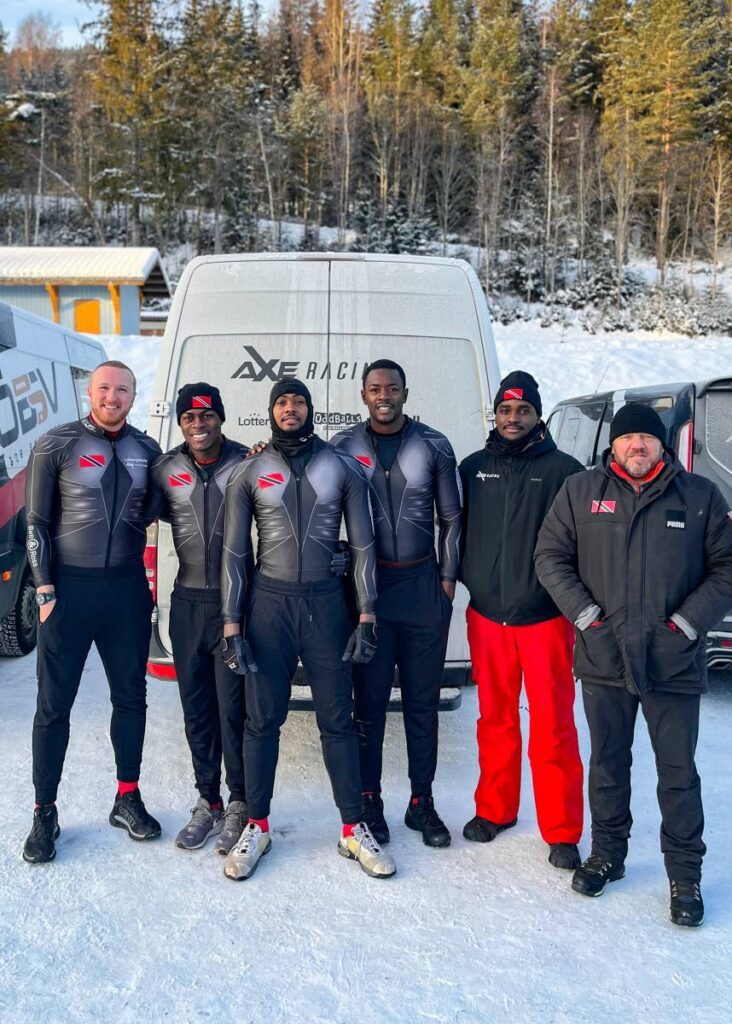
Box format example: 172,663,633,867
169,586,247,804
32,564,153,805
354,558,452,797
244,574,362,824
582,681,705,881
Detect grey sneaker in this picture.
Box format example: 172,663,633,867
224,822,272,881
338,822,397,878
174,797,223,851
213,800,249,856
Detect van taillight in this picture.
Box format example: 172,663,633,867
144,522,158,604
676,420,694,471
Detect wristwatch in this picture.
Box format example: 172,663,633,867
36,591,57,607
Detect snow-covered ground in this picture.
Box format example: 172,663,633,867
2,321,731,1022
2,647,731,1024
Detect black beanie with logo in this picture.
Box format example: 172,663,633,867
494,371,542,416
176,382,225,423
609,403,666,446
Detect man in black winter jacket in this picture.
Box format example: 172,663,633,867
535,402,732,927
147,383,249,856
23,361,162,864
459,370,584,871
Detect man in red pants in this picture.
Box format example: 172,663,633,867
458,370,585,869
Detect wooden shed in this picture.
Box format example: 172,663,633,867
0,247,171,335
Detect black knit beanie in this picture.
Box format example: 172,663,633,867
609,403,666,446
176,382,225,423
494,370,542,416
269,379,315,439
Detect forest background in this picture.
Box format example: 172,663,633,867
2,0,732,333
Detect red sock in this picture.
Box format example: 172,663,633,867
249,817,269,832
209,802,222,811
342,823,357,838
117,781,138,798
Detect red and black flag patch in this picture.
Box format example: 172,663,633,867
169,472,193,487
591,499,616,514
354,455,372,468
257,472,285,489
191,395,212,409
79,454,105,469
504,388,524,401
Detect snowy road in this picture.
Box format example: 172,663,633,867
1,649,731,1023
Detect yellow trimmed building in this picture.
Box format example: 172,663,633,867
0,247,171,335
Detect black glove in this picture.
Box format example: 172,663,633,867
342,622,378,664
221,635,258,676
331,541,351,577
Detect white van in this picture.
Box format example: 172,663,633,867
0,301,106,655
145,253,501,692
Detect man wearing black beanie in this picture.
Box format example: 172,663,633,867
219,379,396,881
458,370,585,871
536,402,732,926
147,382,251,855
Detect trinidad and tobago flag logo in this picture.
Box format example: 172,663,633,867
192,395,212,409
258,472,285,489
504,388,524,401
79,454,105,469
355,455,372,468
591,499,616,514
169,472,193,487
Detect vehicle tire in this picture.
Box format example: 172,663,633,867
0,570,37,656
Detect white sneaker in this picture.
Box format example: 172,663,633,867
223,822,272,881
174,797,223,850
338,822,397,878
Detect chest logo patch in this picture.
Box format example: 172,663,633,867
591,499,616,514
476,471,500,481
355,455,372,468
258,472,285,489
79,454,105,469
169,472,193,487
666,509,686,530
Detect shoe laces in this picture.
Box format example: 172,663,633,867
671,880,701,901
231,822,260,855
583,854,615,876
222,803,245,832
186,801,214,831
30,807,54,840
352,822,381,855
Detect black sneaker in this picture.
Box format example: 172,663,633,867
548,842,581,870
362,793,390,845
23,805,60,863
669,880,704,927
571,853,625,896
463,815,517,843
404,795,451,848
109,789,162,841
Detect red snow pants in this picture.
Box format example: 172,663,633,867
466,607,583,844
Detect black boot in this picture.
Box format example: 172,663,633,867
571,853,625,896
23,805,60,864
669,880,704,927
548,843,581,870
362,793,390,845
462,815,517,843
404,795,451,848
109,789,162,841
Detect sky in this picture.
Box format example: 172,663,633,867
2,1,97,48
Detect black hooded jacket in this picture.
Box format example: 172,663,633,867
458,425,583,625
534,450,732,694
25,417,161,586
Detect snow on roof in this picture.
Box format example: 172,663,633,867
0,246,171,298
